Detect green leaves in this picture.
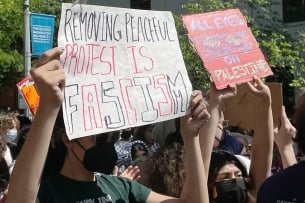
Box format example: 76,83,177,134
0,0,23,87
0,0,74,88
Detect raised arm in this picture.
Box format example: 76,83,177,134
199,83,237,177
6,48,65,203
274,106,297,169
146,90,210,203
246,76,274,198
179,90,210,203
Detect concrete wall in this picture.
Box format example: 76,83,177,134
87,0,186,13
87,0,130,8
151,0,186,14
272,0,305,36
86,0,305,34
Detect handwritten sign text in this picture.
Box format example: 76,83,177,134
58,3,192,139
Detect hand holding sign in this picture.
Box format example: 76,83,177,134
181,90,210,138
31,47,65,111
208,82,237,110
17,48,65,116
246,76,272,106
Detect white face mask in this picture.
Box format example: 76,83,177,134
6,129,18,143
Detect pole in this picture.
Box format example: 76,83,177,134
23,0,31,118
23,0,31,77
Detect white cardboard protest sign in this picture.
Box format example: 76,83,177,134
58,3,193,139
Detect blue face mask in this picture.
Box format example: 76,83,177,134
6,129,18,143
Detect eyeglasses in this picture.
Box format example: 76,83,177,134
245,144,252,152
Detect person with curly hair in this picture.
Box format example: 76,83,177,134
0,114,19,172
139,143,186,197
0,131,7,160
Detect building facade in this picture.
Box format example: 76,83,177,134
87,0,305,35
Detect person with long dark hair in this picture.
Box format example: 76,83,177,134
200,77,274,203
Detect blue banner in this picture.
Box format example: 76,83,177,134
30,13,55,58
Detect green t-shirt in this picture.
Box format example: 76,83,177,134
38,173,151,203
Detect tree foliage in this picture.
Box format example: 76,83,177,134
0,0,24,87
0,0,73,89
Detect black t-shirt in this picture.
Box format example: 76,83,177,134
257,161,305,203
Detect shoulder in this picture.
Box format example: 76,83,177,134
98,174,151,202
40,173,62,186
257,161,305,202
262,162,305,186
98,173,147,189
39,173,85,195
38,173,64,202
39,173,70,194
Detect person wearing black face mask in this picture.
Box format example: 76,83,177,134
74,139,118,175
208,150,249,203
39,115,119,179
36,90,211,203
4,48,211,203
215,178,248,203
200,78,274,203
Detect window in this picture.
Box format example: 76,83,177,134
130,0,151,10
283,0,305,23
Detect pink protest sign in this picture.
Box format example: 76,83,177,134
182,9,273,89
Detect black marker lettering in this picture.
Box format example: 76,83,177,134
64,9,73,42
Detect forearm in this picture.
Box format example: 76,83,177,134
199,104,221,177
275,106,297,169
278,145,297,168
250,106,274,194
6,105,60,203
180,136,208,203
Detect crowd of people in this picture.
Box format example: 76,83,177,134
0,46,304,203
0,42,304,203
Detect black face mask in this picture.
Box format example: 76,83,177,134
215,178,248,203
76,140,118,175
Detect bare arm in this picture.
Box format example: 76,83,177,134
246,76,274,197
146,90,210,203
199,83,237,177
274,106,297,168
6,48,65,203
